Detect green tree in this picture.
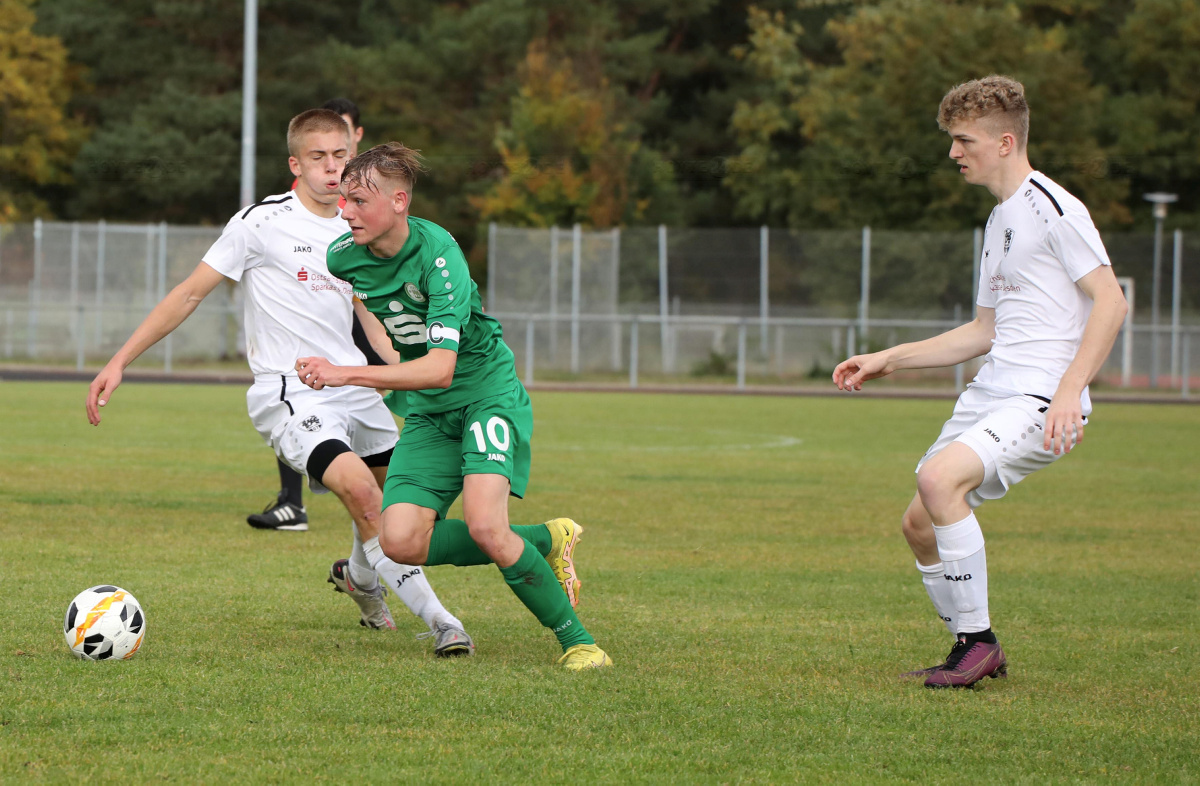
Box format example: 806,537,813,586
472,41,679,228
727,0,1129,230
0,0,84,221
35,0,372,223
1108,0,1200,226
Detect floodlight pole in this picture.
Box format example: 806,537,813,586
239,0,258,208
1144,192,1177,389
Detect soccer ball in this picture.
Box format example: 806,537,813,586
63,585,146,661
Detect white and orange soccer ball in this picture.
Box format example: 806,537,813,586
63,585,145,661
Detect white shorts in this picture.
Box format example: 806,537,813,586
246,374,399,493
915,385,1079,508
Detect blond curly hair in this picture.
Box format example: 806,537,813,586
937,75,1029,149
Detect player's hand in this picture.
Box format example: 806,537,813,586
1043,394,1084,455
86,363,124,425
295,356,346,390
832,352,892,391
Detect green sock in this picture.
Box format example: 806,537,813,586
500,539,593,651
426,519,552,566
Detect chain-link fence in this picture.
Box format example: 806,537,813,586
0,221,234,370
1,219,1196,394
487,223,1198,393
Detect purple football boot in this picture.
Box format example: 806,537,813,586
924,635,1007,688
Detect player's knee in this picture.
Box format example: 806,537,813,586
464,514,507,553
346,476,381,513
378,508,433,564
916,462,957,513
378,523,415,564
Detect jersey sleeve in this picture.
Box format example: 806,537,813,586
201,215,265,282
421,242,472,353
976,250,997,310
1047,212,1111,282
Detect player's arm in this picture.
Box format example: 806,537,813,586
87,262,228,425
1042,264,1128,454
296,348,457,391
833,308,996,391
352,298,400,364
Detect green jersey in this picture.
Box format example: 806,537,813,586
326,216,518,414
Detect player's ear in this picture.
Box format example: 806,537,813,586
998,132,1015,157
394,188,409,215
288,156,302,178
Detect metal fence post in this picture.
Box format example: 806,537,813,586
1170,229,1183,382
144,223,155,309
1182,331,1191,399
487,222,497,313
159,221,171,373
611,227,621,371
629,316,639,389
859,226,871,352
571,223,581,374
774,325,784,376
760,225,769,354
69,222,81,363
95,220,106,348
736,320,747,390
1151,213,1165,388
658,225,670,373
549,225,559,363
75,303,86,371
28,217,43,358
524,318,535,388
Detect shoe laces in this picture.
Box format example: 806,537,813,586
943,637,973,670
415,621,452,641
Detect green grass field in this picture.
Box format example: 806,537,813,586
1,381,1197,783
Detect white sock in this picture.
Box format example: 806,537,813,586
362,535,462,631
916,560,956,634
348,524,379,591
932,513,990,634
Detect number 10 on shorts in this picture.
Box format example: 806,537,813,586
469,417,510,462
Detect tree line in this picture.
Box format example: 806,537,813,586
3,0,1197,264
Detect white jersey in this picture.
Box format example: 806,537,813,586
202,191,366,377
973,171,1110,412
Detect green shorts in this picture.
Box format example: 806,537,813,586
382,384,533,519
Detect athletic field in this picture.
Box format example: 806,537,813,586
2,381,1197,782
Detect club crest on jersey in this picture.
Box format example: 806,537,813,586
404,282,426,303
298,267,309,282
1003,228,1014,256
299,415,322,432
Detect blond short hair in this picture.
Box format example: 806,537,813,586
286,109,351,157
937,75,1030,149
341,142,426,194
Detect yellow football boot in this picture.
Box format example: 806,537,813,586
557,644,613,671
544,517,583,608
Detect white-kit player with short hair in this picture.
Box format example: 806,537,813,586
833,75,1128,688
86,108,474,657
